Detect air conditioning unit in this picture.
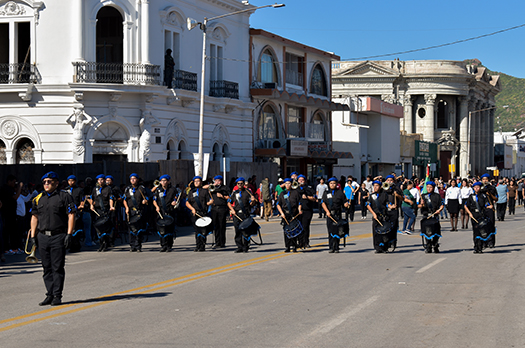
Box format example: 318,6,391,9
264,82,277,89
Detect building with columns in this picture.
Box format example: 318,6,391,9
0,0,256,165
332,60,501,178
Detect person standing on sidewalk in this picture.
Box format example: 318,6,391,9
508,179,517,215
316,178,328,218
495,179,508,221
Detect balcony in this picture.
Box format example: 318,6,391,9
172,69,197,91
285,70,303,87
73,62,161,85
209,80,239,99
0,63,40,84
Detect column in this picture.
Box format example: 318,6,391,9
423,94,436,142
474,100,482,175
72,0,84,61
489,106,495,168
480,103,487,173
141,0,150,64
402,94,413,133
458,96,469,178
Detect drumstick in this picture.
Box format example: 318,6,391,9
92,210,100,217
471,216,479,224
374,217,383,227
139,188,148,205
283,216,290,225
328,215,338,224
290,213,301,222
233,214,244,222
195,212,204,219
158,211,164,219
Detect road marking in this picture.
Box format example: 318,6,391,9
66,259,99,265
416,257,446,273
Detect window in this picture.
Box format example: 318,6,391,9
437,100,448,128
0,21,32,83
259,105,279,140
310,64,327,96
287,106,304,138
96,7,123,64
260,49,278,84
309,113,326,141
16,138,35,164
164,30,180,69
285,53,303,86
210,44,223,82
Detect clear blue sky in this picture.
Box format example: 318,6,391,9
248,0,525,78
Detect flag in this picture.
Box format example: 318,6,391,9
421,164,430,194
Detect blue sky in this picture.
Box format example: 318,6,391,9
248,0,525,78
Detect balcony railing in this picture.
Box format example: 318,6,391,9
0,63,40,84
172,69,197,91
285,70,303,86
73,62,161,85
209,80,239,99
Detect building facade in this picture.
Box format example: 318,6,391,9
494,131,525,178
0,0,255,165
332,60,501,179
249,29,349,180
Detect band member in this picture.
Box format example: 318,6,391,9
65,175,85,252
384,175,404,238
321,177,349,253
297,174,315,248
277,178,303,252
30,172,76,306
366,180,390,253
464,182,494,253
186,176,213,252
152,175,178,252
123,173,149,252
480,173,497,248
105,175,121,247
228,177,257,253
89,174,115,252
418,181,444,253
209,175,230,248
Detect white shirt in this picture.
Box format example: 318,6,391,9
16,193,32,217
364,180,373,193
460,186,473,199
445,186,462,205
316,183,328,199
410,187,421,204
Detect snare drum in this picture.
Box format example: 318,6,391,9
195,216,212,228
284,219,303,239
239,216,259,237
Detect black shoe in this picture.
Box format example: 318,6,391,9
293,247,298,253
51,297,62,306
374,250,383,254
160,247,167,252
334,250,340,253
194,248,199,252
234,249,243,253
425,248,432,253
137,248,142,252
243,250,249,253
130,248,136,252
329,250,335,253
434,247,440,253
284,248,291,253
39,296,54,306
198,248,205,252
98,244,105,252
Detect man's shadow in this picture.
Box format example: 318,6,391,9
63,292,171,305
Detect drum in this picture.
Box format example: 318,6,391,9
128,213,142,225
284,219,303,239
157,214,175,227
477,218,491,239
94,214,111,229
421,216,439,237
374,219,392,235
195,216,212,228
239,216,260,237
334,218,349,238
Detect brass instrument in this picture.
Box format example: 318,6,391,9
291,180,299,190
382,182,391,190
154,179,160,187
209,184,217,192
25,233,38,264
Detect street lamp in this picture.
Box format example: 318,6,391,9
187,3,285,177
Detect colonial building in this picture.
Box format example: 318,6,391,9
332,60,501,178
249,29,349,179
0,0,255,165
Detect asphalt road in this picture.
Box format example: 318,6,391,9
2,208,525,348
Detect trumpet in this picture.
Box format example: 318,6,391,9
291,180,300,190
25,233,38,264
382,182,391,190
154,179,160,187
209,184,217,192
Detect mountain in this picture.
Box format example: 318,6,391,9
464,59,525,132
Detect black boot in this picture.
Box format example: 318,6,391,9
51,296,62,306
39,296,54,306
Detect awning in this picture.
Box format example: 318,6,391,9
250,88,350,111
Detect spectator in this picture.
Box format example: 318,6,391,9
402,180,416,234
357,182,369,219
316,178,327,218
495,179,508,221
517,179,523,206
508,179,517,215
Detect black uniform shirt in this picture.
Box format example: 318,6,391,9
421,192,443,217
230,189,253,215
124,185,149,210
109,184,121,202
466,193,490,220
211,185,230,209
153,186,178,213
32,189,76,232
386,186,403,216
91,185,113,212
366,191,388,216
298,185,315,211
66,185,84,207
321,189,346,216
187,187,210,215
278,189,301,217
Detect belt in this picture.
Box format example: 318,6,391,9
41,230,66,236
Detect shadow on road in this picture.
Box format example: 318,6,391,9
63,291,171,306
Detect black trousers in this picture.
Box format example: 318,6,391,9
346,202,355,222
327,217,340,251
212,207,228,247
37,233,66,298
508,197,516,215
233,212,250,251
300,210,313,247
496,203,507,220
191,214,208,251
158,221,175,249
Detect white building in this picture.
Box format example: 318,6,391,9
0,0,256,164
494,131,525,178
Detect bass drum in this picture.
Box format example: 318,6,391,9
333,218,349,238
374,220,392,235
239,216,260,237
283,219,303,239
157,214,175,227
94,214,111,229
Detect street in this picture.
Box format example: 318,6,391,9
1,210,525,347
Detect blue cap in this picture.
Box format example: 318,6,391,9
283,178,292,183
328,177,338,183
426,181,436,187
472,182,482,187
129,173,139,179
373,180,382,185
235,177,246,183
214,175,223,181
481,174,490,179
96,174,105,180
297,174,306,180
41,171,59,182
67,175,77,181
291,172,298,176
106,175,114,180
386,175,395,180
193,176,202,181
160,174,171,181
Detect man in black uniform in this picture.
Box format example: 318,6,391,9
297,174,315,248
384,174,404,246
228,177,257,253
123,173,149,252
464,181,494,253
209,175,230,248
89,174,115,252
366,180,391,253
65,175,85,252
186,176,213,252
277,178,303,252
480,173,497,248
30,172,76,306
152,174,178,252
321,177,349,253
105,175,121,247
418,181,444,253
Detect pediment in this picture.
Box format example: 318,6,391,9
336,61,399,77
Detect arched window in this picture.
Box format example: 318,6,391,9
178,140,191,160
16,138,35,164
259,49,279,84
259,105,279,140
310,64,327,96
0,140,6,164
309,113,326,141
222,143,230,158
96,6,123,83
212,143,221,161
167,139,177,160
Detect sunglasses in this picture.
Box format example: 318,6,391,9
42,180,55,185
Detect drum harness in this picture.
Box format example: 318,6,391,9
473,194,495,241
128,186,147,236
235,191,252,241
326,191,345,240
193,189,211,238
94,186,111,238
421,193,441,240
157,187,174,239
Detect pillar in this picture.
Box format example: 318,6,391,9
402,94,413,133
141,0,150,64
480,103,487,173
458,96,469,178
423,94,436,142
489,106,495,168
73,0,84,61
